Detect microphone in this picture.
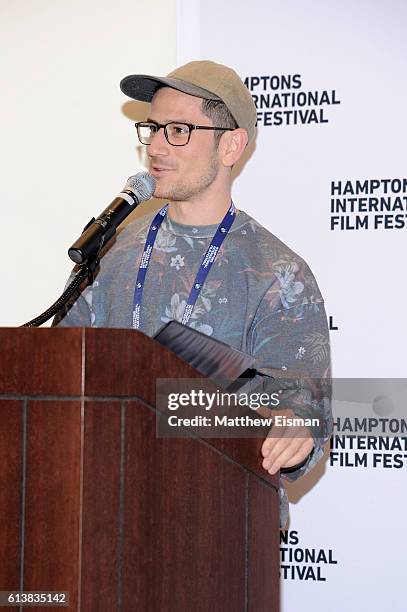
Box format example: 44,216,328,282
68,171,156,265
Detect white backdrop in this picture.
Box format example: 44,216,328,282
0,0,176,326
177,0,407,609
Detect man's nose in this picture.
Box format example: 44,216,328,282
148,127,169,156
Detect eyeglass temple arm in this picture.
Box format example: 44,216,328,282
192,126,235,132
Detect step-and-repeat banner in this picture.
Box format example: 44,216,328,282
177,0,406,609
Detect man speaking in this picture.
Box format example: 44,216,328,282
56,60,331,526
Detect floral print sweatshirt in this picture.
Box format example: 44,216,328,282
56,208,332,526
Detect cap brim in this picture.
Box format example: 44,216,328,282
120,74,221,102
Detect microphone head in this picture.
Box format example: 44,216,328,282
125,171,156,201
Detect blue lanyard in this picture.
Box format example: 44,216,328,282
132,202,236,329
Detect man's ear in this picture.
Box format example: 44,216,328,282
219,128,248,167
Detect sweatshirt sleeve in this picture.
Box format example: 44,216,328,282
247,272,333,481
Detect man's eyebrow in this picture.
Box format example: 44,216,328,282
146,117,191,124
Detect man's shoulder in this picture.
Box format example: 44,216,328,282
116,207,159,243
235,209,310,267
100,206,159,258
235,209,324,302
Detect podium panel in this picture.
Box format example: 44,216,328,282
0,328,279,611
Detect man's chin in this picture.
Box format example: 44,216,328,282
153,187,171,201
153,182,183,201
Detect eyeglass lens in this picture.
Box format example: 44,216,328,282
137,122,190,146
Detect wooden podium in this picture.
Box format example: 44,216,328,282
0,328,280,611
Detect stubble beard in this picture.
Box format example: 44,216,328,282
153,154,220,202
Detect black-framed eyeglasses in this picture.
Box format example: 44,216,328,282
134,121,234,146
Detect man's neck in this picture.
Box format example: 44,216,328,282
167,194,232,226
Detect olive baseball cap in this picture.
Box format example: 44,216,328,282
120,60,257,144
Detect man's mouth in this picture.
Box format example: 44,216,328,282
150,166,174,177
